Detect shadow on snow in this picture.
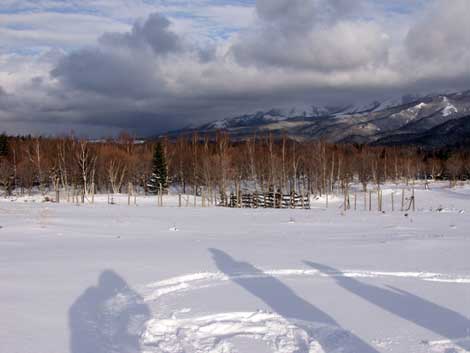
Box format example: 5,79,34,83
305,261,470,351
209,248,380,353
69,270,151,353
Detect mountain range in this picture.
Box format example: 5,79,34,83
165,90,470,148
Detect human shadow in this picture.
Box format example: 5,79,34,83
209,248,380,353
305,262,470,350
69,270,151,353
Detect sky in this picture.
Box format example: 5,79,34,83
1,0,470,137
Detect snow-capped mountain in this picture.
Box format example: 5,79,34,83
165,90,470,147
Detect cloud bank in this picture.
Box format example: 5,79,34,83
1,0,470,137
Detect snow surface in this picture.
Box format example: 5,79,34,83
442,105,457,117
1,183,470,353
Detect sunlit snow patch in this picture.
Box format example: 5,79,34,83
426,337,470,353
142,311,363,353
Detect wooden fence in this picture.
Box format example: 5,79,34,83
224,191,310,209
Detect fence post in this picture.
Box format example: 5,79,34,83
378,189,382,212
412,187,415,212
369,190,372,212
178,193,182,208
238,186,241,208
326,191,329,209
401,189,405,212
391,192,394,212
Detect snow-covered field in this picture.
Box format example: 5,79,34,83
1,184,469,353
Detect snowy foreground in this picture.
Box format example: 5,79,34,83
1,184,470,353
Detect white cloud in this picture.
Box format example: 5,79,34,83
0,12,130,50
2,0,470,136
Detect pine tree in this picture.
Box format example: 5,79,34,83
147,142,168,194
0,133,8,157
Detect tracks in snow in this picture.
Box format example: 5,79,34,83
142,311,339,353
142,269,470,302
135,268,470,352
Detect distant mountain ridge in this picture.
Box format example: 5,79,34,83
165,90,470,148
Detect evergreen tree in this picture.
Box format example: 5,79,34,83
147,142,168,194
0,133,8,157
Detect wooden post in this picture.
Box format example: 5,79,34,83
194,186,197,208
91,182,95,204
401,189,405,212
380,190,383,212
55,187,60,204
128,182,132,206
159,184,163,207
237,184,241,208
378,190,382,212
178,193,182,208
326,191,329,208
364,191,367,211
202,188,206,208
369,190,372,212
391,192,394,212
412,187,415,212
354,192,357,211
134,194,137,206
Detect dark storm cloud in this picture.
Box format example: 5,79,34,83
3,0,470,137
50,13,182,99
51,48,165,98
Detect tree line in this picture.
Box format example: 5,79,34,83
0,132,469,198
